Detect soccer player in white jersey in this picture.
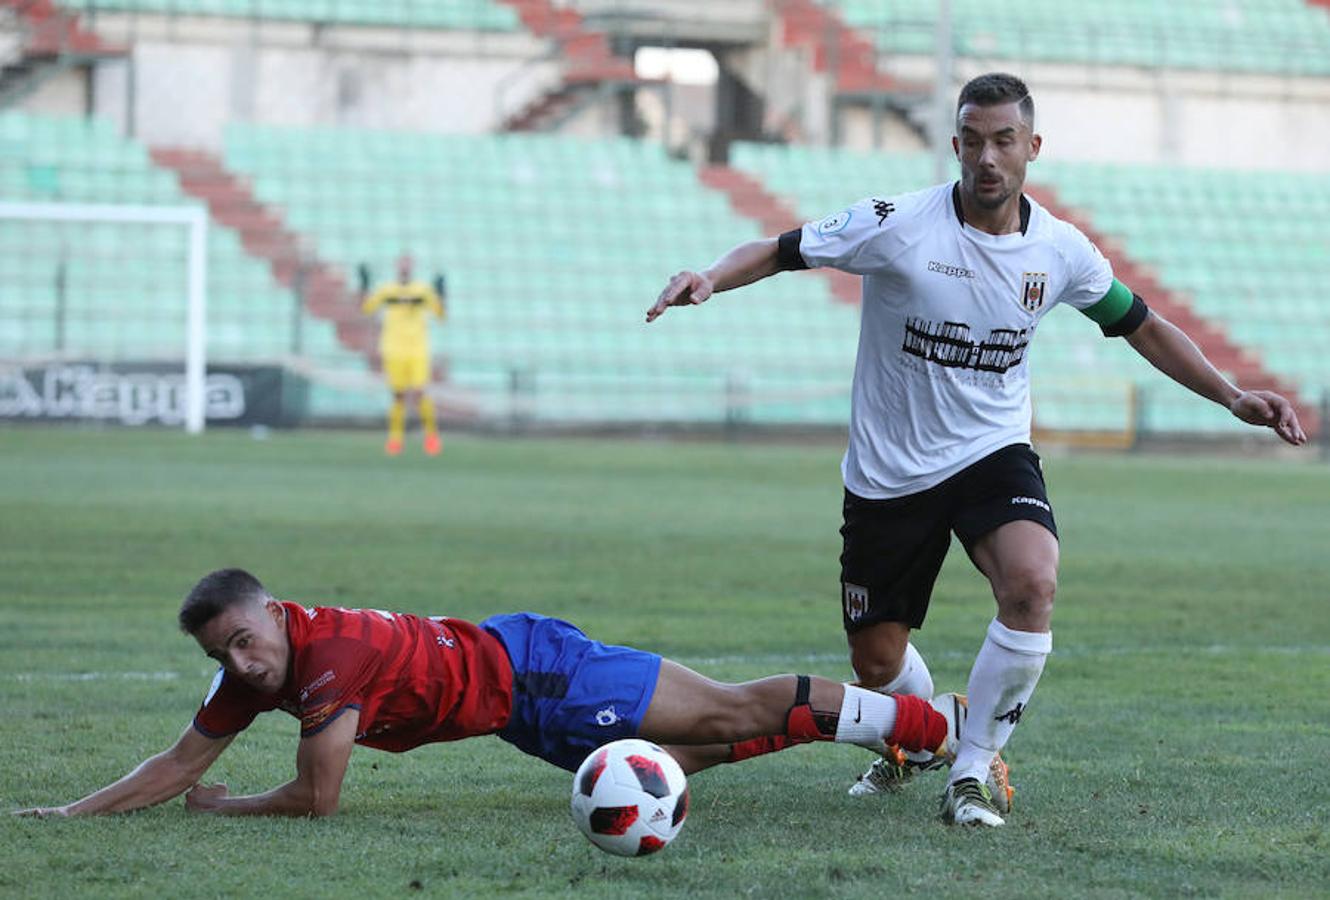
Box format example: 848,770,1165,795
645,72,1306,827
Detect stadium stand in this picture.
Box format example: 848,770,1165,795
219,124,860,424
730,141,1323,435
4,112,1320,433
0,112,385,418
815,0,1330,75
1042,160,1330,414
3,0,1325,435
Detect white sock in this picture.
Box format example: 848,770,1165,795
950,618,1051,785
834,685,898,750
876,642,934,699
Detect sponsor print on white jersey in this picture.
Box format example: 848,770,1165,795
798,182,1112,498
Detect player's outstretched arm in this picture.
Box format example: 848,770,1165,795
13,724,233,818
1125,309,1307,445
360,266,389,315
184,708,358,818
645,238,780,323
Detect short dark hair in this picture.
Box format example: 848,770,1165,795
957,72,1034,128
179,568,270,634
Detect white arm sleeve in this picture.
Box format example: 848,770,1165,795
797,197,905,276
1054,223,1114,311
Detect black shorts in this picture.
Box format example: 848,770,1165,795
839,443,1057,633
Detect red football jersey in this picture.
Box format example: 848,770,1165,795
193,602,513,752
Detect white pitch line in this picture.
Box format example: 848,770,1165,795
7,643,1328,683
11,671,189,683
673,643,1330,668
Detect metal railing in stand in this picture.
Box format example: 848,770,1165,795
493,42,568,128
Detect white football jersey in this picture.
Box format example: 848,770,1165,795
797,182,1113,498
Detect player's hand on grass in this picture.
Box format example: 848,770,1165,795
1230,390,1307,446
13,806,70,818
646,271,714,323
184,782,229,813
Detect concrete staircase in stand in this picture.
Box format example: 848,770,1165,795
768,0,923,95
494,0,641,131
148,147,378,367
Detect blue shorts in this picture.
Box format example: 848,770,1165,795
480,613,662,772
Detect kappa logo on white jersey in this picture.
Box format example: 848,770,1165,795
817,210,852,235
1021,272,1048,312
843,583,870,622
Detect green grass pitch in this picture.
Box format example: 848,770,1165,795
2,427,1327,898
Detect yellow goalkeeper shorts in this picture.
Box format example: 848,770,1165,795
384,354,430,392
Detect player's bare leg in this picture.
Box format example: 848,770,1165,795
846,621,939,796
641,660,958,776
945,519,1058,825
660,743,733,775
847,620,911,689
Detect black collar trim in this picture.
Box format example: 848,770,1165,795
952,182,1030,236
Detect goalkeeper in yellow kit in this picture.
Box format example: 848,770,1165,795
360,254,446,456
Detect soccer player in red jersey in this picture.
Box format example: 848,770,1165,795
16,568,974,819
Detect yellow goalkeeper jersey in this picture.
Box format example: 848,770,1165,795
361,280,445,358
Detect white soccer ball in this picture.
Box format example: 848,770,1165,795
570,738,689,857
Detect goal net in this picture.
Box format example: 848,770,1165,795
0,201,209,433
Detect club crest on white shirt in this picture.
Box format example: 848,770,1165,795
817,210,852,235
1021,272,1048,312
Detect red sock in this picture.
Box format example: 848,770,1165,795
728,676,836,763
889,693,946,753
785,703,837,742
727,735,794,763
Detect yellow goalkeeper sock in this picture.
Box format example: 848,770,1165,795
418,395,437,436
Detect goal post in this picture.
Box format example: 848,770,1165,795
0,200,210,433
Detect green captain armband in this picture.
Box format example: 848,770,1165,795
1082,279,1149,337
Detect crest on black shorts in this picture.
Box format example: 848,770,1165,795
843,583,869,622
1020,272,1048,312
